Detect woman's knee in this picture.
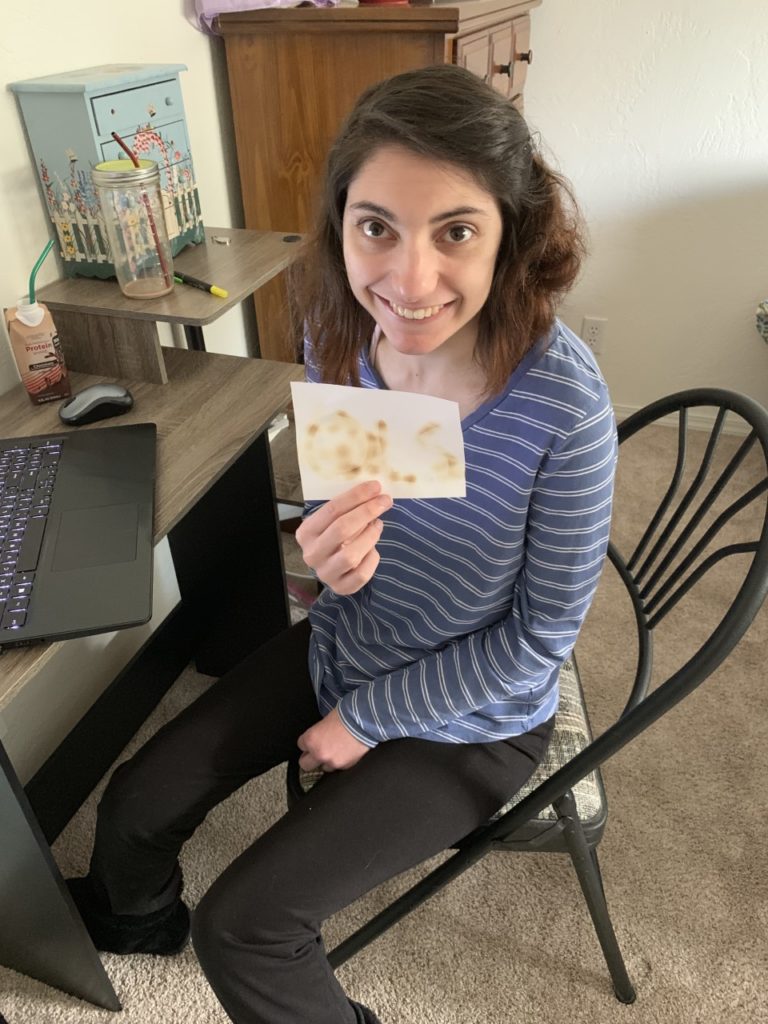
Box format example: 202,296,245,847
96,751,174,843
192,862,311,971
192,880,270,978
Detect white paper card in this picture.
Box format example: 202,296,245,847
291,381,466,500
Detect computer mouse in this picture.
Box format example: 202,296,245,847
59,383,134,426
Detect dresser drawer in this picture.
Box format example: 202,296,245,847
455,27,491,84
488,22,515,97
91,79,184,137
453,12,532,104
509,14,532,105
99,120,191,167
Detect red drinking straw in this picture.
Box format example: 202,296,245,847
111,131,172,290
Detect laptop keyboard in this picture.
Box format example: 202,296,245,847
0,437,62,636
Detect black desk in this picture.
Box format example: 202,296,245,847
0,348,303,1008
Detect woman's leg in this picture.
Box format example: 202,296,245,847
86,619,318,918
192,718,552,1024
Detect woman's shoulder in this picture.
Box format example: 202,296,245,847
538,320,607,389
513,319,611,420
469,321,612,450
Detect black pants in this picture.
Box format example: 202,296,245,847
90,619,553,1024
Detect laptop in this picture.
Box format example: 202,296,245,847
0,422,156,651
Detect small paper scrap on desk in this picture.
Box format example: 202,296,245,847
290,381,466,500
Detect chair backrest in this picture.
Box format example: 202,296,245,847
486,388,768,844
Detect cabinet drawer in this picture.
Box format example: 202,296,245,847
509,15,532,105
91,79,184,137
100,120,191,167
454,14,532,104
489,15,531,106
489,23,515,98
455,28,491,85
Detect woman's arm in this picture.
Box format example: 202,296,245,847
334,392,617,745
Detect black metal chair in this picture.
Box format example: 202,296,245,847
287,387,768,1004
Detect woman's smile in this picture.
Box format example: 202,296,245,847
377,296,452,323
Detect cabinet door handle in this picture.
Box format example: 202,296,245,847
495,50,534,75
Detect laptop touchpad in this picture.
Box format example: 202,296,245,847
51,503,139,571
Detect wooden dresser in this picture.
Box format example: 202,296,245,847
217,0,542,360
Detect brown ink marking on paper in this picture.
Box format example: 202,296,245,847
418,422,440,438
416,420,464,480
301,410,395,481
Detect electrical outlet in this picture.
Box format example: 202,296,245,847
581,316,608,355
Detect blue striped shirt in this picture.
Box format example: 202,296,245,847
306,319,617,746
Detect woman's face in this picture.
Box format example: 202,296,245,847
342,145,503,358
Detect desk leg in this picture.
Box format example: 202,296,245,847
183,324,206,351
168,432,290,677
0,740,121,1010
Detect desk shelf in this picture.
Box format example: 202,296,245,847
35,227,301,383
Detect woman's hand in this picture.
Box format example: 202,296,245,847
295,481,392,595
297,707,371,772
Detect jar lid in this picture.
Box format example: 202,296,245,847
92,159,159,186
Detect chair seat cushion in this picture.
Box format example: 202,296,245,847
491,655,605,827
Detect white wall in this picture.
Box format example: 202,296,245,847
524,0,768,414
2,0,767,776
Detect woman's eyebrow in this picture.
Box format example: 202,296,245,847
348,201,397,220
348,201,490,223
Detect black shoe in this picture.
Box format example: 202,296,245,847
66,876,191,955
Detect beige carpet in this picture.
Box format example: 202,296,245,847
2,420,767,1024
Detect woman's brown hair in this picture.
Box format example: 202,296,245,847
289,64,586,396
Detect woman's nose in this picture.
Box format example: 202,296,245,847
390,242,439,302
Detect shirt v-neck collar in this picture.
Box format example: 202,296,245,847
362,322,558,431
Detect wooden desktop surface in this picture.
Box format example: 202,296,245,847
0,347,303,712
35,227,301,327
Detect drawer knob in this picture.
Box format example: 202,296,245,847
495,50,534,75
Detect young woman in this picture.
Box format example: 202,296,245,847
69,65,617,1024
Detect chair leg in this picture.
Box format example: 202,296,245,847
554,790,636,1004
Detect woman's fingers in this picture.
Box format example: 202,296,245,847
329,533,382,595
293,481,391,594
298,751,323,772
297,488,392,565
300,481,383,539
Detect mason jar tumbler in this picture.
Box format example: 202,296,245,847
92,159,174,298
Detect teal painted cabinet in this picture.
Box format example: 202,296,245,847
11,64,205,279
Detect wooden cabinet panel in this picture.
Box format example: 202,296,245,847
488,23,514,97
510,14,532,105
226,29,450,235
486,14,531,104
456,28,491,84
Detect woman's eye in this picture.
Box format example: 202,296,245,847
444,224,474,243
361,219,388,239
